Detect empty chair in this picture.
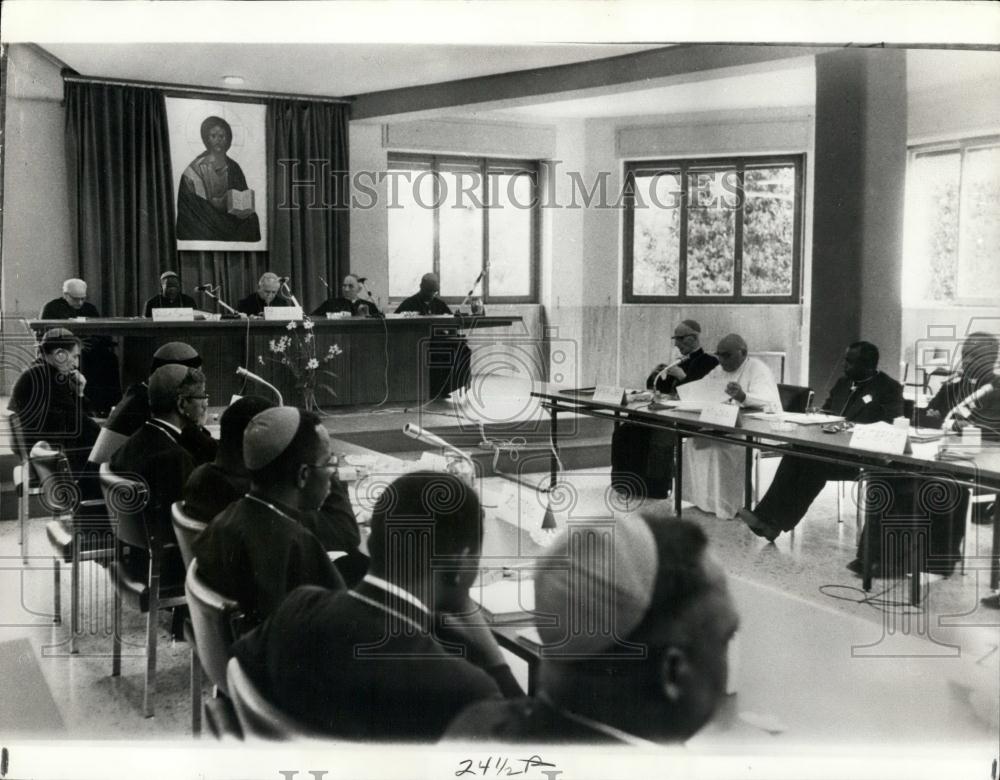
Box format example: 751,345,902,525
100,463,187,718
186,559,244,738
171,501,207,571
226,657,323,740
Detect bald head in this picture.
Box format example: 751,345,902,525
62,279,87,309
716,334,748,373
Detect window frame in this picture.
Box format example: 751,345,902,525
387,152,540,305
622,154,805,305
905,135,1000,307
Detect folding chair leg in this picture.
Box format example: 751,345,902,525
52,557,61,625
21,476,30,563
70,548,81,654
191,648,203,737
112,584,122,677
143,579,160,718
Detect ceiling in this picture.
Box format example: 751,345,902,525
42,42,666,98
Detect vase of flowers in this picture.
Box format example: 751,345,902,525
258,317,342,411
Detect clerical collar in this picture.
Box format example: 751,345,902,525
244,493,303,524
536,691,660,748
849,372,877,391
148,417,182,436
360,574,431,616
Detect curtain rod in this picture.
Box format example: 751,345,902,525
62,73,353,105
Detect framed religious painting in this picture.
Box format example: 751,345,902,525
166,97,268,251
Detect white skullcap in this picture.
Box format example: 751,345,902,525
535,516,659,657
243,407,302,471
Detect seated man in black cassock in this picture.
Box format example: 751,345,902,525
395,272,451,315
90,342,215,465
110,364,211,583
231,470,523,741
40,278,121,415
236,272,293,316
192,407,346,630
445,512,738,744
9,327,101,475
143,271,197,317
183,397,368,585
737,341,902,546
312,274,381,318
611,319,718,499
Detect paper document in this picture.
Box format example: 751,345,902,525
470,578,536,616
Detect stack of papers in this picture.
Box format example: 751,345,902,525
744,412,846,425
469,578,535,624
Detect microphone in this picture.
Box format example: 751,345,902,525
195,283,214,293
277,276,290,284
236,367,284,406
943,382,996,430
318,276,330,290
277,278,301,309
654,357,687,385
403,423,473,464
356,277,369,284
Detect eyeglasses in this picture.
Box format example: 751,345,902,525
716,351,736,359
304,458,338,473
181,394,209,401
672,334,694,341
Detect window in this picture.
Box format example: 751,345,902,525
387,154,539,303
623,156,804,303
903,137,1000,305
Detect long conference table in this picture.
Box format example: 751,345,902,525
27,315,519,406
530,382,1000,606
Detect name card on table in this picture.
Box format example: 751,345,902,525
699,403,740,428
264,305,303,320
849,423,910,455
151,307,194,322
592,385,627,406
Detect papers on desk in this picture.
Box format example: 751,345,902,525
470,578,535,624
743,412,846,426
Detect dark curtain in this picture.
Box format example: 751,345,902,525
268,99,350,313
65,83,176,317
178,249,267,314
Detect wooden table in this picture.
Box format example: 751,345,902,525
26,315,519,407
531,383,1000,605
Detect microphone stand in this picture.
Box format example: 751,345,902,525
457,263,489,314
236,367,283,406
280,280,302,310
199,286,240,317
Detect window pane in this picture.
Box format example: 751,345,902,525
742,166,795,296
488,173,532,297
388,171,435,298
957,146,1000,299
904,152,961,303
686,169,736,295
438,171,483,297
631,172,681,296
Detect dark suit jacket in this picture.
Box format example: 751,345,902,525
232,582,507,740
645,347,719,395
143,293,197,318
40,299,101,320
9,361,100,458
237,293,293,316
192,495,345,630
312,297,381,318
395,293,451,315
926,375,1000,436
109,419,198,542
823,371,903,424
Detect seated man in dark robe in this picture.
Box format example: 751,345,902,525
183,396,368,586
445,513,738,744
395,272,451,316
737,341,903,544
110,364,211,583
236,272,293,316
192,407,346,630
9,328,101,475
611,319,718,499
396,272,469,399
143,271,197,317
312,274,381,318
231,471,523,740
40,278,121,416
90,342,215,465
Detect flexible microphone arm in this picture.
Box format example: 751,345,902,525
280,280,302,310
198,286,240,316
236,367,284,406
654,356,688,385
942,382,996,429
403,423,473,463
459,263,489,310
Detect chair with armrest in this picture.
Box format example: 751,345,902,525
185,558,244,739
752,384,814,503
226,656,324,740
171,502,209,734
99,463,187,718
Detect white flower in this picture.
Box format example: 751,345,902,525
286,321,297,331
273,338,287,354
257,355,265,365
303,333,313,343
327,344,343,358
302,319,314,330
306,358,319,370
